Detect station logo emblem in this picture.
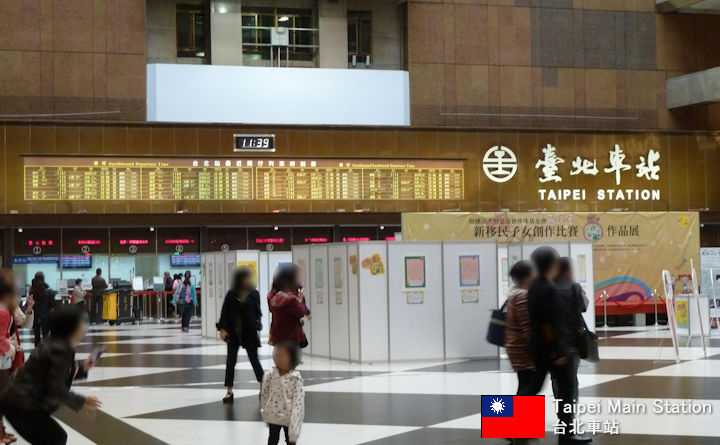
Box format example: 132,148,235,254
482,146,517,183
129,245,138,254
32,246,42,255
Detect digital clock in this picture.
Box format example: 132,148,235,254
234,134,276,152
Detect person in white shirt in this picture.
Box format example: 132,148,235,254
72,279,86,310
260,341,305,445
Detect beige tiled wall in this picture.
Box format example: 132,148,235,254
407,0,720,130
0,0,146,121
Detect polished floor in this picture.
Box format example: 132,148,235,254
11,321,720,444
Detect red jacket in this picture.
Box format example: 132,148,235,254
268,291,309,346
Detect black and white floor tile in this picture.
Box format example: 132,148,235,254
10,322,720,444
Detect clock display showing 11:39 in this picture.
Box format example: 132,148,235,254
233,134,276,152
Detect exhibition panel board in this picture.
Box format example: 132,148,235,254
354,242,389,363
442,242,498,359
388,242,444,361
309,245,331,357
292,245,312,354
328,244,350,360
569,243,596,329
200,253,214,338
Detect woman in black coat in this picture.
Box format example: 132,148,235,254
217,267,264,404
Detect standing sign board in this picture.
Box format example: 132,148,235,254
662,269,680,363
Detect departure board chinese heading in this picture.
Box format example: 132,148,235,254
24,156,464,201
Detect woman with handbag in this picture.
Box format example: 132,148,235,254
505,260,539,396
268,264,311,349
217,267,264,404
554,258,593,407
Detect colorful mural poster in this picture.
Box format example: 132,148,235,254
349,254,358,275
361,253,385,275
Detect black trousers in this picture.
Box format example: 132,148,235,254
4,406,67,445
268,424,295,445
90,294,103,323
180,304,194,328
552,350,580,404
225,338,264,386
516,369,542,396
33,313,49,345
534,358,575,432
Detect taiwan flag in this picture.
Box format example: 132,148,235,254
481,395,545,438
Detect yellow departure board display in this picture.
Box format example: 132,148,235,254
23,156,464,201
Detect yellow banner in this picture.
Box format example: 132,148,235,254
403,212,699,302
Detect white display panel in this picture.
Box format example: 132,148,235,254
292,246,312,354
570,242,595,332
205,253,218,338
498,245,509,305
357,242,389,362
388,242,444,361
214,252,226,323
309,245,330,357
442,242,499,359
200,254,212,337
328,244,350,360
347,243,361,362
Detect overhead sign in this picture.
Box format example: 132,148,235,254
482,144,661,201
23,156,464,202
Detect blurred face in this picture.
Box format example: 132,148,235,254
273,346,291,371
185,272,191,280
520,272,537,289
70,320,88,346
547,261,560,279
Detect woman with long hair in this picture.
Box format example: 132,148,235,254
172,270,197,332
268,264,310,348
29,272,52,345
217,267,264,403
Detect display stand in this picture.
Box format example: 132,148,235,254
309,244,330,357
328,244,350,360
658,269,681,364
689,260,708,356
349,241,389,363
292,245,312,354
442,241,498,359
387,241,444,361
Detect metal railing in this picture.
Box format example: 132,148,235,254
241,26,319,63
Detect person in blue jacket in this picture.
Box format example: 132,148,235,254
172,270,197,332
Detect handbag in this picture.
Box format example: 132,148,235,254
576,316,599,362
486,301,508,347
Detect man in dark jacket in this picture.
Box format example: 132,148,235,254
527,247,590,444
554,257,589,405
90,268,107,324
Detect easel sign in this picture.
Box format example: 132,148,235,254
690,260,708,357
662,269,680,364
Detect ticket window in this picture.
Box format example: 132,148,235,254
62,228,110,290
13,229,62,295
110,229,157,287
206,227,249,252
157,228,201,287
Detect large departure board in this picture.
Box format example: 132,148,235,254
23,156,464,201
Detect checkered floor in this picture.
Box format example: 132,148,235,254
10,321,720,444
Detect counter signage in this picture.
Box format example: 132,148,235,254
482,144,661,201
